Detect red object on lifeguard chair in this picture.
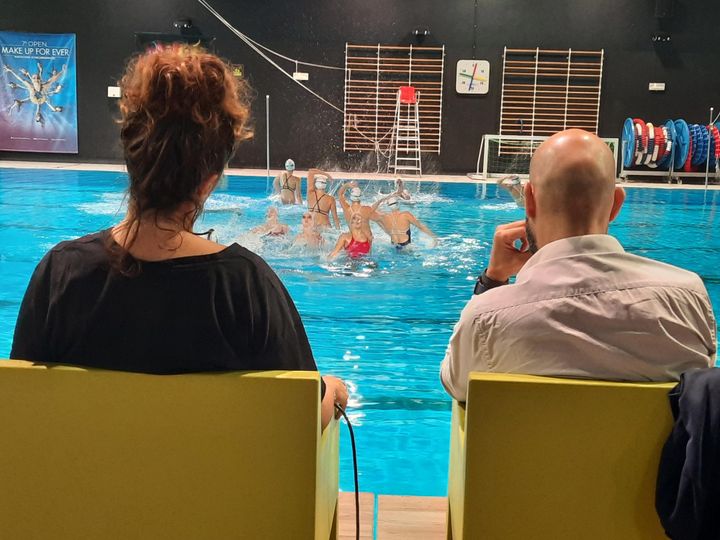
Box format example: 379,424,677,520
399,86,416,104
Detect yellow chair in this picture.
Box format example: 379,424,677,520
447,372,674,539
0,360,338,540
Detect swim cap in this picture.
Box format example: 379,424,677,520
350,187,362,202
315,177,328,190
285,159,295,171
387,196,398,207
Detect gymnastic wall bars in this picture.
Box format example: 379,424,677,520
499,47,604,139
343,44,445,154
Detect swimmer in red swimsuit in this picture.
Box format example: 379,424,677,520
346,236,371,258
328,212,372,259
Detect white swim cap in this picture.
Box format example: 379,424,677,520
315,177,328,190
350,187,362,202
387,196,398,207
285,159,295,171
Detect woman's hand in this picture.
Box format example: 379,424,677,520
321,375,349,428
326,375,349,415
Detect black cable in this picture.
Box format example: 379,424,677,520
335,404,359,540
192,228,215,240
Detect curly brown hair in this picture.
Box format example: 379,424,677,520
113,45,252,274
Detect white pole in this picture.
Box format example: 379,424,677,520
266,95,270,193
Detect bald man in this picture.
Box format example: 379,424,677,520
441,129,716,402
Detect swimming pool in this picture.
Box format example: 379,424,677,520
1,167,718,496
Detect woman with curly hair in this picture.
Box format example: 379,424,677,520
11,45,346,426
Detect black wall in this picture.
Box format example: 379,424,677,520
3,0,719,172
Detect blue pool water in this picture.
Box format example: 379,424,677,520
1,168,719,496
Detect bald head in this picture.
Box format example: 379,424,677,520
528,129,618,227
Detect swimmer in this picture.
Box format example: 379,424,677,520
338,181,378,240
394,178,412,201
498,174,525,207
328,212,372,260
273,159,303,205
251,206,290,237
373,196,437,249
307,168,340,229
293,212,325,249
375,178,413,203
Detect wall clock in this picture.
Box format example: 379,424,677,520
456,59,489,94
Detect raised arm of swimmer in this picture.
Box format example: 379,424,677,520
338,182,352,213
330,198,340,229
295,177,303,205
328,234,349,260
307,168,332,196
307,168,319,199
372,193,395,212
395,178,412,200
409,214,438,246
272,173,282,195
371,183,408,212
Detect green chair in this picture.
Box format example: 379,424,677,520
447,372,674,539
0,360,338,539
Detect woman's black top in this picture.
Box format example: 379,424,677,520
11,230,319,379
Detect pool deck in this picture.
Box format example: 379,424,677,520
2,160,720,189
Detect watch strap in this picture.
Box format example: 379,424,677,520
473,269,509,295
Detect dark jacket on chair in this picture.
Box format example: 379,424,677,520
656,367,720,540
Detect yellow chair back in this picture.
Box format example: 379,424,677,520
447,372,674,539
0,360,338,540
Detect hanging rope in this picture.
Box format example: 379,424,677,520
197,0,399,171
197,0,344,113
242,34,344,71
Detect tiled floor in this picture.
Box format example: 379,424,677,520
338,493,447,540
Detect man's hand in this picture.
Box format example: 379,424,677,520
486,220,533,282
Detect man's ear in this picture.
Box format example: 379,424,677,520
524,182,536,218
609,186,625,223
198,174,220,201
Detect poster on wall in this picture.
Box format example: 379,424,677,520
0,31,78,153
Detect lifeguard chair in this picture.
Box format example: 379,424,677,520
392,86,422,176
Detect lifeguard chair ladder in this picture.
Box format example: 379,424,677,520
391,86,422,176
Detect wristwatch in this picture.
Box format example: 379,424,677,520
473,269,509,295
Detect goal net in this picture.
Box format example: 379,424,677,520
469,134,619,180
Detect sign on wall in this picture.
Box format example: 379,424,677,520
0,31,78,153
